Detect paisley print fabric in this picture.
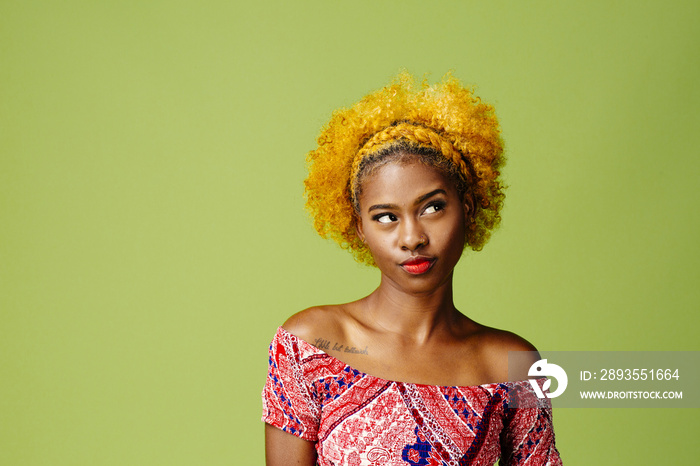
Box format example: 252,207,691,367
262,327,562,465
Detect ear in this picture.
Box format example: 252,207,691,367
463,193,475,223
355,213,366,243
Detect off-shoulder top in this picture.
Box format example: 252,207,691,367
262,327,562,465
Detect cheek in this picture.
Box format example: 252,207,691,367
365,236,393,259
362,229,399,265
439,231,464,254
439,217,467,251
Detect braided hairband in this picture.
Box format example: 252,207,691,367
349,122,471,199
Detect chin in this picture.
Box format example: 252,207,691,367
382,268,453,294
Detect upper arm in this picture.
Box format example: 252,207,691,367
498,398,562,465
262,323,322,462
265,424,317,466
483,333,562,464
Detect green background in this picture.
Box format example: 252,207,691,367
2,1,698,464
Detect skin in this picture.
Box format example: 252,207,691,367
265,159,539,466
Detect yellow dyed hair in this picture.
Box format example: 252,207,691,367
304,72,505,266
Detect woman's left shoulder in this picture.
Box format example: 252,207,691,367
471,326,541,383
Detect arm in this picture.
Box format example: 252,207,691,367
262,327,321,465
265,424,317,466
499,397,562,465
477,331,562,464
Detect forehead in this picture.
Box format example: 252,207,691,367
357,161,458,208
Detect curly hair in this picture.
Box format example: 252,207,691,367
304,72,505,266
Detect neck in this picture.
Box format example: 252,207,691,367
363,273,459,345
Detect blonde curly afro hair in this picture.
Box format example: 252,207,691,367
304,72,505,266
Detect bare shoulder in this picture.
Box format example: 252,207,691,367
281,304,347,346
473,326,541,383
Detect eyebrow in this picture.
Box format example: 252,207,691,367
367,189,447,212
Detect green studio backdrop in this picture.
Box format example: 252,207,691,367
1,1,698,464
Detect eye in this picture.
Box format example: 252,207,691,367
423,201,445,215
373,213,397,224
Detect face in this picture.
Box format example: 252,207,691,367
355,160,471,295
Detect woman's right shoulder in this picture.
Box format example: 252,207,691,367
281,304,350,347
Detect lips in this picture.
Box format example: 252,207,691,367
400,257,435,275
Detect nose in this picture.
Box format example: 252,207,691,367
399,218,428,251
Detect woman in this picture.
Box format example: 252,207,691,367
262,73,562,465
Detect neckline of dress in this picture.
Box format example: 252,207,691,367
277,326,526,390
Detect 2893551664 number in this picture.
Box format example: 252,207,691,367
600,368,679,381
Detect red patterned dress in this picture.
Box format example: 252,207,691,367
262,327,562,466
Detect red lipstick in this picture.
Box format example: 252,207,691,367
400,256,435,275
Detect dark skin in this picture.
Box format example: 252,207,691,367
265,160,539,466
